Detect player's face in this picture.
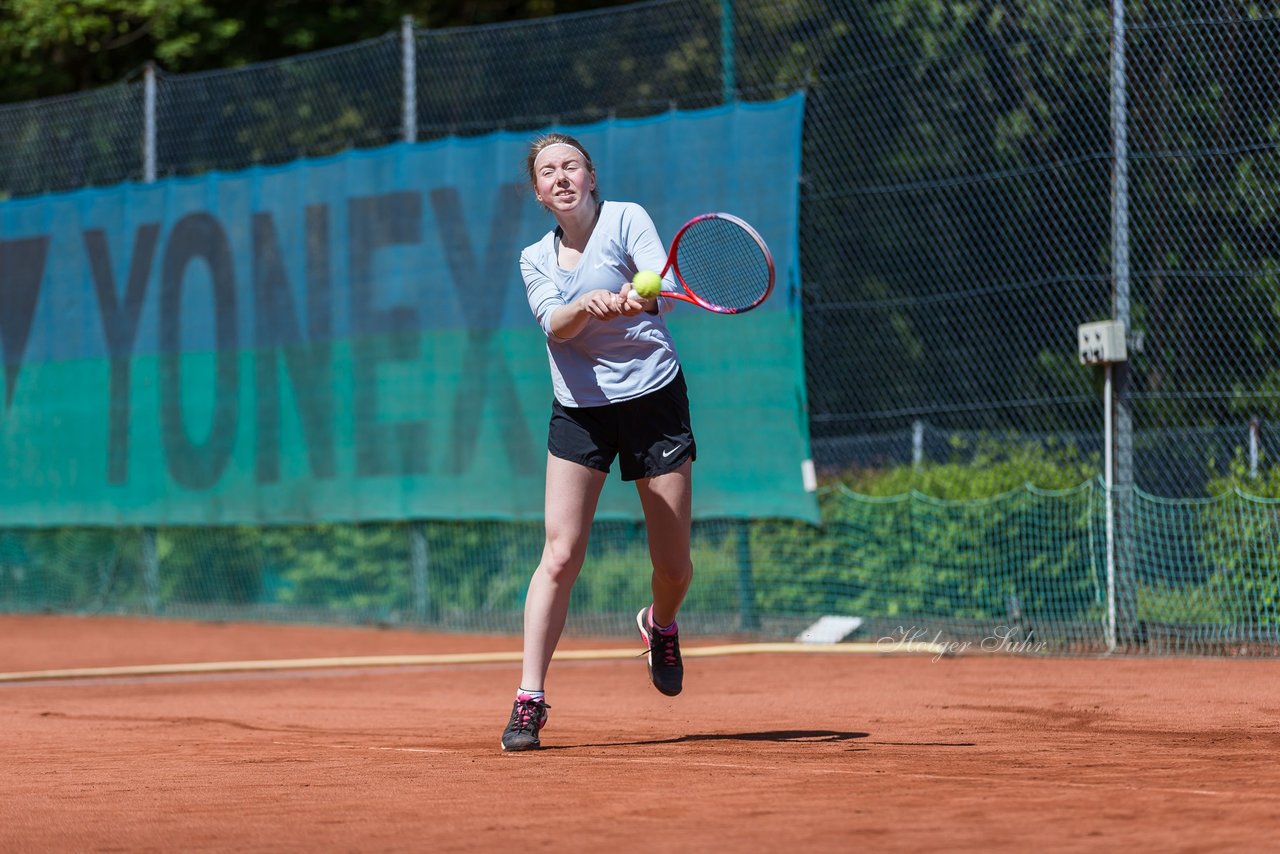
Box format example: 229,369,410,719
533,145,595,215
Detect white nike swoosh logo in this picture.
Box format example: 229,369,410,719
662,445,681,458
593,261,607,269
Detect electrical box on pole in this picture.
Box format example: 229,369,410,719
1078,320,1128,365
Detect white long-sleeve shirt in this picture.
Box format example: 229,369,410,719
520,200,681,407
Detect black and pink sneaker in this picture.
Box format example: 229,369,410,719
636,606,683,697
501,694,550,751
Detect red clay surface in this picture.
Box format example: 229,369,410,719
3,615,1279,852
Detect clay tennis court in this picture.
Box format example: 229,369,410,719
3,615,1277,851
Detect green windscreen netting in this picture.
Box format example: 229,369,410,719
4,482,1278,655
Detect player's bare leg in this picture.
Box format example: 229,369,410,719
636,459,693,623
519,453,608,692
504,454,606,751
634,459,693,696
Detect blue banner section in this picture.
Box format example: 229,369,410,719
0,95,815,525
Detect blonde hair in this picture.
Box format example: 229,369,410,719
526,133,600,204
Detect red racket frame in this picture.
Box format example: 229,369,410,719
655,212,776,314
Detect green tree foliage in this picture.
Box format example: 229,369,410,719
0,0,237,101
0,0,638,104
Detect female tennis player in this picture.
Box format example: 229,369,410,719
501,133,695,751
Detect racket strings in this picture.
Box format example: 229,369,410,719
674,218,772,312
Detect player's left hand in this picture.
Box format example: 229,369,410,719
616,283,648,317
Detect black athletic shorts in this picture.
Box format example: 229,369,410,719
548,369,696,481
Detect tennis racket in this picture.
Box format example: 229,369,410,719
650,213,775,314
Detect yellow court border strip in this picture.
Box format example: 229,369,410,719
0,641,946,683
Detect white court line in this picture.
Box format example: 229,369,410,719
278,744,755,769
583,757,754,770
894,772,1271,799
0,641,945,684
271,739,450,755
0,662,523,688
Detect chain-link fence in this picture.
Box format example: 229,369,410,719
6,0,1276,496
5,1,1280,649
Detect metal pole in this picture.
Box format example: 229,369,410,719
1104,364,1116,654
912,419,925,470
142,528,159,614
736,521,758,631
1110,0,1136,649
1111,0,1130,337
142,63,159,611
1250,416,1261,479
402,15,417,144
143,62,157,182
410,523,430,622
721,0,735,104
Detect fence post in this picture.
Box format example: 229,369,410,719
141,528,160,613
410,522,430,623
402,15,417,144
143,62,157,182
142,62,159,613
912,419,925,470
1250,416,1261,478
1109,0,1139,650
721,0,735,103
736,520,758,631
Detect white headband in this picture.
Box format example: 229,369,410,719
535,142,589,166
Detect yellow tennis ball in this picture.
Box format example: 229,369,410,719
632,270,662,299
